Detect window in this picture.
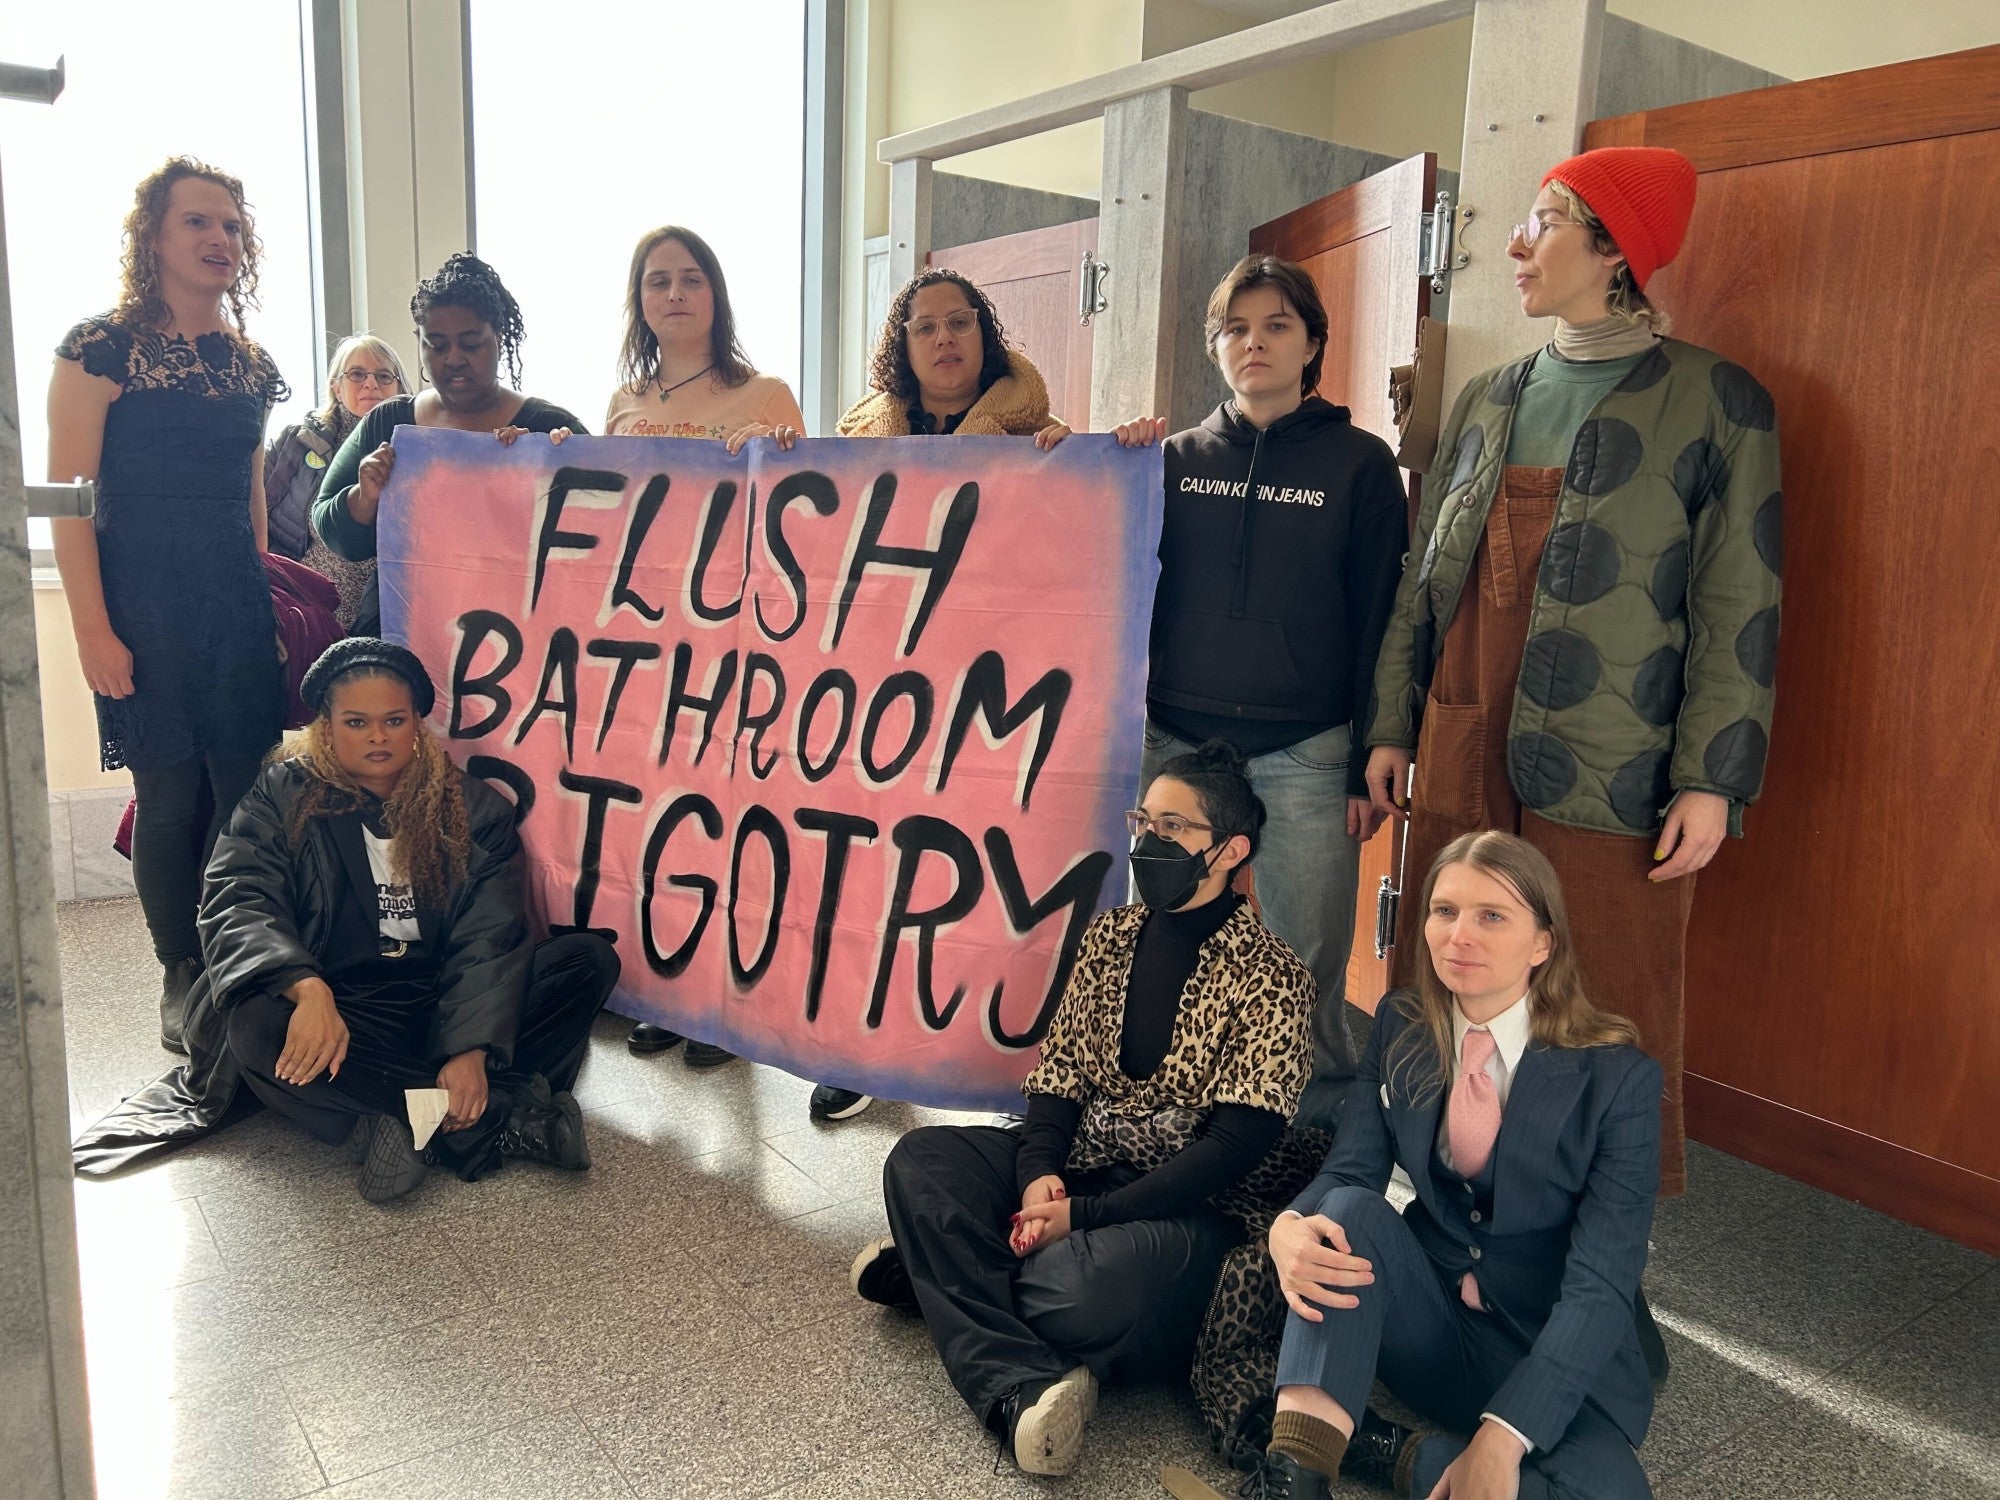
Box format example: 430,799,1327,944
1,4,318,549
467,0,807,427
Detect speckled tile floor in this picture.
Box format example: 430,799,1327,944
59,898,2000,1499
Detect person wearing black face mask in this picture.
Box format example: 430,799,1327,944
851,741,1326,1478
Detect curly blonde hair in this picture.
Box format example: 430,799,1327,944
1546,180,1672,336
116,156,264,337
280,670,472,912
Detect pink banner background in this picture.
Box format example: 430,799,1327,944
378,428,1161,1109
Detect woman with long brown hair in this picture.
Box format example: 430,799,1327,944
202,639,619,1202
1199,831,1663,1500
602,224,804,447
49,157,289,1052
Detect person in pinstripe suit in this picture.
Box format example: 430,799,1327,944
1220,829,1661,1499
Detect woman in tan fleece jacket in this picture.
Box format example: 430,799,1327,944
838,268,1070,445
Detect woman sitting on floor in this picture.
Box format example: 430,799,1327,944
851,740,1324,1476
1202,830,1662,1500
205,638,619,1202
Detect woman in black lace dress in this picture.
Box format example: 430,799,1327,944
49,157,288,1051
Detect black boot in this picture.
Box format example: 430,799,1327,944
497,1076,591,1170
1248,1450,1332,1500
159,956,201,1054
1342,1407,1419,1492
626,1021,684,1055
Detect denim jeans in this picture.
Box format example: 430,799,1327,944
1139,719,1363,1108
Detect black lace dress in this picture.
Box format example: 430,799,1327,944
57,317,288,772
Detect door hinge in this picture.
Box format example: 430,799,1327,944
1078,250,1110,325
1420,190,1468,294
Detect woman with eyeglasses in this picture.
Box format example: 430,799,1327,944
1362,147,1783,1204
836,267,1069,445
851,740,1321,1478
312,253,587,637
264,334,409,631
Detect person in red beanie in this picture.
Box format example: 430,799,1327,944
1361,141,1781,1206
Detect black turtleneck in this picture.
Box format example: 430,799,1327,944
1016,892,1287,1232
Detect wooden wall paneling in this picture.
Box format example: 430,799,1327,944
1585,47,2000,1248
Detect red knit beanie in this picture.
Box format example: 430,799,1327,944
1541,147,1697,291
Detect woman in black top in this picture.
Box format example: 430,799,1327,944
48,157,289,1053
312,254,586,635
851,741,1318,1478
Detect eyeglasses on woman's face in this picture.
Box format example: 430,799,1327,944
1125,809,1219,842
1509,211,1585,250
903,309,980,343
341,368,400,388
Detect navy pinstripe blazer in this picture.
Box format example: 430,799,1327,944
1289,995,1662,1452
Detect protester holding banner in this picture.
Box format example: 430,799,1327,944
311,253,587,636
598,225,804,1068
203,639,619,1202
1108,255,1408,1125
795,267,1076,1123
265,333,410,631
853,742,1323,1478
48,157,289,1054
600,225,804,449
1362,148,1783,1200
836,267,1070,445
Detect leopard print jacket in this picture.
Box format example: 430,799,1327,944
1021,901,1328,1461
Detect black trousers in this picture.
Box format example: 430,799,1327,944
882,1124,1240,1429
228,933,617,1175
131,749,269,963
1274,1187,1651,1500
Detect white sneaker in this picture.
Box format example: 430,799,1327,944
1011,1365,1099,1476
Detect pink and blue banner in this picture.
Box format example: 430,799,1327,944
377,428,1162,1109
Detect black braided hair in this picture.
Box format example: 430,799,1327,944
411,253,526,387
1152,738,1268,863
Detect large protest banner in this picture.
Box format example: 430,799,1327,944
376,429,1162,1110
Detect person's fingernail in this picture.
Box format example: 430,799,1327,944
1653,849,1667,861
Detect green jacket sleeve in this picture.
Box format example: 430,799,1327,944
311,402,400,561
1366,378,1483,750
1670,372,1782,811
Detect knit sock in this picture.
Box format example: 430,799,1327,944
1269,1409,1348,1480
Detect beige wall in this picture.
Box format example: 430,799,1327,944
866,0,2000,213
865,0,1142,232
34,579,129,795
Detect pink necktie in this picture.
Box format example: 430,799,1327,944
1449,1028,1501,1310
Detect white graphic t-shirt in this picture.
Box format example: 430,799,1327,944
363,827,423,942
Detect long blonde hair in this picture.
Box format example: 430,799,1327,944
1546,179,1671,336
279,667,471,912
1388,830,1640,1103
318,333,410,426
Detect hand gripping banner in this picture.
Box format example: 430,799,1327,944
377,429,1163,1110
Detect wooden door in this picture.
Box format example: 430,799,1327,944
1586,45,2000,1253
1249,153,1437,1013
929,218,1098,432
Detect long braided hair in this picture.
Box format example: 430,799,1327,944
411,253,527,387
279,666,472,912
115,156,265,338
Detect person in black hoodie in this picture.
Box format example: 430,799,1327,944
1111,256,1407,1124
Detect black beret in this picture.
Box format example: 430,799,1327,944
300,637,437,718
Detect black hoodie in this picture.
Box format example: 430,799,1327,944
1147,397,1407,793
